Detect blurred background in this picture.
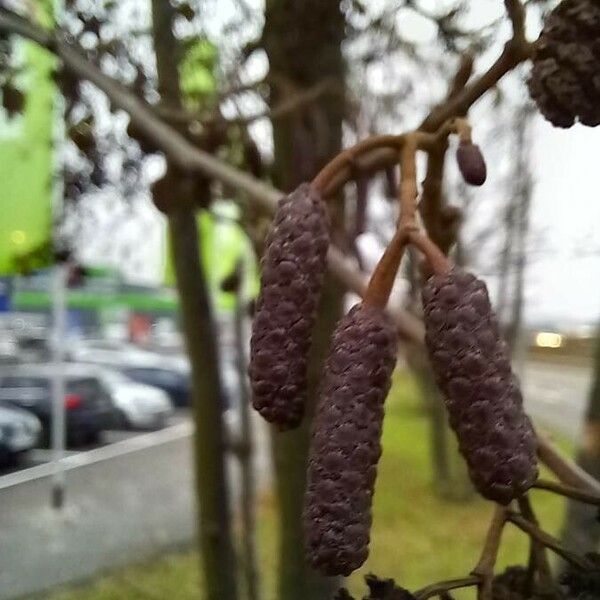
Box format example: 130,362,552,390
0,0,599,599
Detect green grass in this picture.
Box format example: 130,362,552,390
50,370,573,599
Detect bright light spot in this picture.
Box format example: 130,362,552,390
535,332,564,349
10,230,26,245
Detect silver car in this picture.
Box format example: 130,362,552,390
0,405,41,466
97,369,174,430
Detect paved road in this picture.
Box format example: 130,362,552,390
521,360,593,441
0,422,197,599
0,409,271,599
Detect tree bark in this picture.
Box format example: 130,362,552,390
561,329,600,555
232,260,260,600
501,104,534,359
151,2,238,598
262,1,346,597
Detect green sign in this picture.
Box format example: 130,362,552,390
0,7,55,275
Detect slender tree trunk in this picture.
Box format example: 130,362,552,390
232,259,260,600
262,2,346,597
151,3,238,598
561,329,600,554
503,104,534,358
169,215,238,600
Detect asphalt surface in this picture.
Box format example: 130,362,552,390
0,410,191,476
0,421,197,599
521,360,592,441
0,407,271,599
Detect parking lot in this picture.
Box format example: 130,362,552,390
0,408,192,477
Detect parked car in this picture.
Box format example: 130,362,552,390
0,364,116,447
67,341,190,374
0,405,41,467
97,368,174,430
119,366,191,408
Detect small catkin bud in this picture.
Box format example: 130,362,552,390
249,183,330,429
304,304,397,576
528,0,600,128
456,141,487,186
422,269,538,504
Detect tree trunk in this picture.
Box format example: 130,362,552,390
169,215,238,600
232,259,260,600
561,329,600,554
262,2,346,597
151,3,238,599
503,104,534,360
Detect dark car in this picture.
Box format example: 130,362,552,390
120,366,191,408
0,405,41,467
0,364,116,447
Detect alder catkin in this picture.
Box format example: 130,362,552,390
528,0,600,128
422,269,538,505
249,183,330,429
304,304,397,576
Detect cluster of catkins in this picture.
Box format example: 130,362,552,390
250,181,538,575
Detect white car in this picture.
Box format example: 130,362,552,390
98,369,174,430
0,405,41,465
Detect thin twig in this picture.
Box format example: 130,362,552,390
158,78,338,128
533,479,600,506
504,0,527,45
419,0,532,132
414,575,481,600
312,134,405,194
407,231,452,275
471,505,507,600
507,512,594,571
363,229,408,309
447,51,475,104
537,432,600,495
398,138,419,229
517,495,554,594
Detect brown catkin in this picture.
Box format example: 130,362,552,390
249,183,330,429
528,0,600,128
422,269,538,505
304,304,397,576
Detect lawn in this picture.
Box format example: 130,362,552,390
50,370,573,599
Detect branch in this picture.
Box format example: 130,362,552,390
471,505,507,600
517,495,554,593
225,78,338,126
507,512,594,571
156,78,338,128
533,479,600,506
419,0,532,133
447,51,475,103
536,433,600,496
505,0,527,45
414,576,480,600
